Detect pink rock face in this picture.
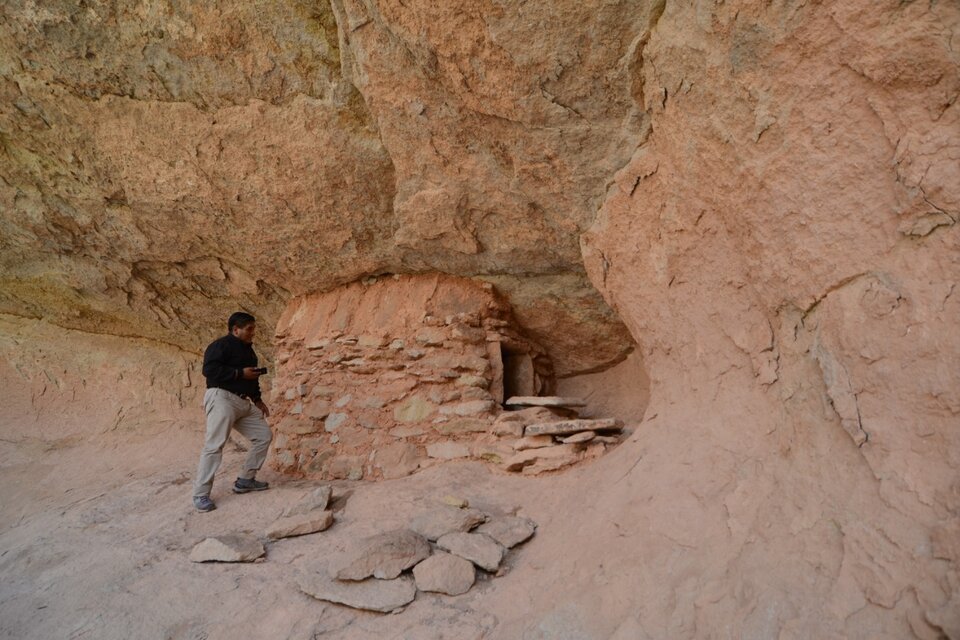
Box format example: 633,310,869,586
1,0,958,638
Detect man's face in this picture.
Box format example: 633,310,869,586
232,322,256,344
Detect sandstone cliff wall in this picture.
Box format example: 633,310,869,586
1,0,958,637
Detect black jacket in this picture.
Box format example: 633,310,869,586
202,334,262,401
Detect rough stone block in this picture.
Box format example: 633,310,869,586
394,395,437,422
410,507,486,541
436,532,504,572
189,535,265,563
476,516,537,548
523,418,622,437
298,569,415,613
334,529,432,580
413,552,476,596
266,510,334,539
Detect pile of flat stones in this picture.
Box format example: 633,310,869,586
188,485,336,563
297,502,536,613
484,396,624,475
187,491,536,615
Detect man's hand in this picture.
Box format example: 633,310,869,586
255,400,270,417
241,367,262,380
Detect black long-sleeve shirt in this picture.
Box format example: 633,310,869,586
202,334,262,401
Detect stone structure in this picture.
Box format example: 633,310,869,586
269,273,552,480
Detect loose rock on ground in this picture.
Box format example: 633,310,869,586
410,506,487,541
189,535,265,563
412,552,476,596
436,532,504,572
335,529,432,580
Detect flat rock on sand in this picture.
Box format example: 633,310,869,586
282,485,332,517
266,510,334,540
413,552,476,596
298,569,416,613
505,396,587,408
189,534,265,563
524,418,622,437
410,507,487,541
335,529,431,580
436,532,504,572
476,516,537,548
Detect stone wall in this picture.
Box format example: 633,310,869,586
268,274,551,480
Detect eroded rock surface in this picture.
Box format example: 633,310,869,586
2,0,958,638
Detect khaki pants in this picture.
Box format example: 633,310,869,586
193,388,273,497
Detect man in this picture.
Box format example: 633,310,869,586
192,311,273,512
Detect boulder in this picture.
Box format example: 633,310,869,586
410,507,487,541
436,532,504,572
283,485,332,517
189,535,265,563
476,516,537,548
335,529,432,580
524,418,622,437
266,510,334,539
413,552,476,596
298,569,416,613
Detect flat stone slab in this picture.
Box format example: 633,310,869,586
513,435,555,451
298,568,416,613
437,532,504,572
560,430,596,444
524,418,622,437
334,529,431,580
476,516,537,548
410,507,487,541
189,534,265,563
413,552,476,596
505,396,587,408
282,485,332,517
266,510,334,540
503,443,582,473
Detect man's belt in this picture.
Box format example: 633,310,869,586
216,387,256,402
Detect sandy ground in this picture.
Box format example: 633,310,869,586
0,426,567,640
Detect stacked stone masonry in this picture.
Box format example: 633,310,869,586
268,274,560,480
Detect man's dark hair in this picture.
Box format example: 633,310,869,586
228,311,256,331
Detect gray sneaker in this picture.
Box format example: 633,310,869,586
233,477,269,493
193,495,216,512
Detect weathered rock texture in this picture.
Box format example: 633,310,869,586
0,0,635,375
1,0,959,638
